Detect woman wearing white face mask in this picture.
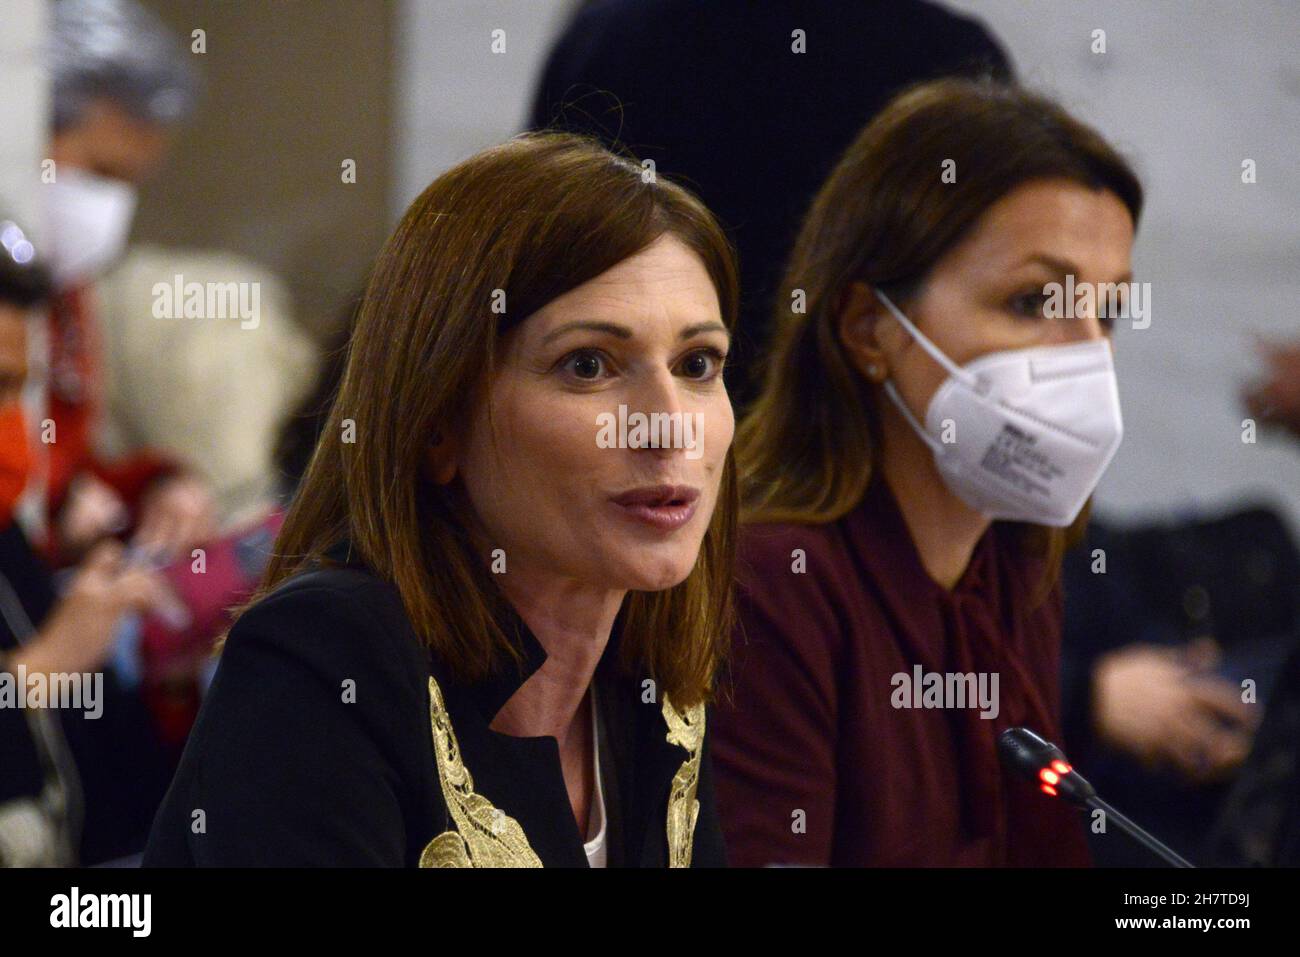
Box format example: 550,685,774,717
711,78,1143,867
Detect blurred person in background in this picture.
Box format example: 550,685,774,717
96,245,317,528
91,246,318,761
1060,506,1286,866
1244,340,1300,441
1046,282,1300,867
0,217,171,866
41,0,216,566
40,2,328,797
2,0,280,862
529,0,1013,412
1045,331,1300,865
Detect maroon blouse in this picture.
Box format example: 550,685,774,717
712,475,1091,867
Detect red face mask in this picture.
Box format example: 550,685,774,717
0,404,33,527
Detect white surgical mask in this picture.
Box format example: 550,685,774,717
45,167,138,289
876,290,1123,527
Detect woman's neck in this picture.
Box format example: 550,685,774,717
487,565,624,743
878,405,991,591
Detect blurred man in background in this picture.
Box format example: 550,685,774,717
40,0,215,566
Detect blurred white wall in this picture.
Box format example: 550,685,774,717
944,0,1300,527
392,0,578,218
0,0,47,234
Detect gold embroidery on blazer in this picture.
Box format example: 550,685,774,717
418,676,543,868
661,694,705,868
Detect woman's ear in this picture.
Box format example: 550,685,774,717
424,431,458,485
837,281,889,384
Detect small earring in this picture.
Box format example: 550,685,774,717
867,364,881,379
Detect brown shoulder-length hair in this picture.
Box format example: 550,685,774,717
239,132,739,708
738,78,1143,594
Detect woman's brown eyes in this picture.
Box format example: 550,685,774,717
566,350,606,379
676,347,727,380
558,346,727,381
1011,291,1050,318
1009,291,1122,329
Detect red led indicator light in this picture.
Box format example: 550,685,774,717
1039,768,1060,786
1052,760,1071,775
1040,784,1058,797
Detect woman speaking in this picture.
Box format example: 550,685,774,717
712,78,1143,866
144,132,738,867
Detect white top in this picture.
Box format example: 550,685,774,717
583,688,607,868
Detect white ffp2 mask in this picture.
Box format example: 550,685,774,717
45,167,138,289
876,290,1123,527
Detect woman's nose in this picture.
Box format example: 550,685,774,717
627,369,690,455
630,367,686,416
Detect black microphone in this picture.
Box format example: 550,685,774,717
997,726,1194,868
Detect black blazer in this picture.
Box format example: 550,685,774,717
143,555,727,867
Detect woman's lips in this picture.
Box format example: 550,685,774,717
609,485,701,531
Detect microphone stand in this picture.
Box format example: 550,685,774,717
1084,795,1194,868
999,726,1197,868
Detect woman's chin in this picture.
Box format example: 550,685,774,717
606,554,697,593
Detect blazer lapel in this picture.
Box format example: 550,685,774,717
415,606,701,868
611,676,700,868
438,679,589,868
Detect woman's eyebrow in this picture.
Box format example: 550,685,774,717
1022,253,1078,277
1019,254,1134,287
540,320,633,344
678,321,730,341
539,318,729,345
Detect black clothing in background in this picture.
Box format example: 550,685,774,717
0,521,172,865
528,0,1014,410
144,550,727,867
1060,509,1300,866
0,523,59,814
